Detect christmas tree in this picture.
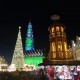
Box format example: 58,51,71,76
25,22,35,51
11,27,24,70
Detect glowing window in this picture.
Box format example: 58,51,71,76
58,42,62,51
51,42,56,52
56,27,59,31
53,53,56,58
63,42,67,51
52,28,54,32
61,27,64,32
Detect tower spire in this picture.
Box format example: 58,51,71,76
25,21,35,51
11,26,24,71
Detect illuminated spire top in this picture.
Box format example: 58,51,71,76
51,15,60,21
19,26,21,29
25,21,34,51
28,21,32,28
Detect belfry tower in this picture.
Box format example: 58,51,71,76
39,15,80,69
48,15,73,60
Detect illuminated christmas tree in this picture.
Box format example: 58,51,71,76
11,27,24,70
25,22,35,51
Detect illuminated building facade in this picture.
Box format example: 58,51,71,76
0,56,8,71
24,52,43,68
39,15,79,65
72,36,80,60
24,22,43,68
48,15,73,60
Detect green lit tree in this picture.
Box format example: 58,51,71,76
11,27,24,70
25,22,35,51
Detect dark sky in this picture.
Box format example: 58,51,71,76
0,0,80,63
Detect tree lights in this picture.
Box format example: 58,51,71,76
11,27,24,71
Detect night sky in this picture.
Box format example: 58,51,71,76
0,0,80,63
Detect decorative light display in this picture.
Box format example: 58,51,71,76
24,56,43,68
72,36,80,60
11,27,24,71
0,56,8,72
37,65,80,80
23,64,35,71
8,64,16,72
24,49,44,68
25,22,34,51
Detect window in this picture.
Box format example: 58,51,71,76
58,42,62,51
53,53,56,58
64,42,67,51
56,27,59,31
52,28,54,32
61,27,64,32
51,42,56,52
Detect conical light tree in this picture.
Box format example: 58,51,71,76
11,27,24,70
25,22,35,51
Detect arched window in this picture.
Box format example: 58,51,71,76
58,42,62,51
52,42,56,52
61,27,64,32
52,28,54,32
63,42,67,51
52,33,55,37
56,27,59,31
